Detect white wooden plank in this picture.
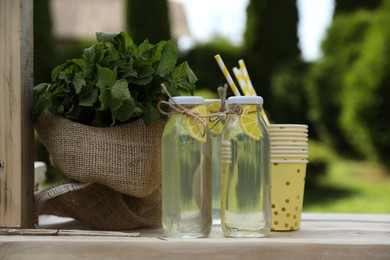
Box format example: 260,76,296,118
0,0,34,228
0,214,389,259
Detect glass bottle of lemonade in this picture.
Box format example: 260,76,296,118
162,96,212,238
205,99,225,226
220,96,271,238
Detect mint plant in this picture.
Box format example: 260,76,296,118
34,32,197,126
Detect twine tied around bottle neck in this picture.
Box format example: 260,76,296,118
157,84,208,138
157,84,262,135
227,104,263,116
205,84,228,131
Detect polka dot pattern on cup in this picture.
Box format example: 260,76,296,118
270,162,307,231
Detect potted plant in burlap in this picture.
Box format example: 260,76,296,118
33,32,197,230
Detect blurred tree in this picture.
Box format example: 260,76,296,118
334,0,381,14
33,0,55,84
270,58,310,125
126,0,171,44
243,0,301,122
340,0,390,166
180,38,244,95
306,0,390,168
305,10,372,155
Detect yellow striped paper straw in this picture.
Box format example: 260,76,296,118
238,59,270,125
214,54,241,96
261,110,270,126
232,67,250,96
238,59,257,96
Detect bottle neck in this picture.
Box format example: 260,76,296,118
228,104,262,114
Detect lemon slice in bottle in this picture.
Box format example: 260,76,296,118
186,105,207,142
239,104,261,140
206,100,223,135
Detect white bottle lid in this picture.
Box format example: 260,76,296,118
227,96,263,105
204,98,220,104
169,96,204,105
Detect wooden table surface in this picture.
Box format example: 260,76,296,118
1,213,389,259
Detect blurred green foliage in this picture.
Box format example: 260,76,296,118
270,58,310,125
243,0,300,111
304,140,390,213
33,0,54,84
305,10,372,156
126,0,171,44
334,0,381,14
306,0,390,167
340,0,390,166
180,38,244,96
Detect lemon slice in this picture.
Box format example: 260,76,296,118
239,104,261,140
206,101,223,135
186,105,207,142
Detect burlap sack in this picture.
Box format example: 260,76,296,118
35,179,161,230
35,113,165,197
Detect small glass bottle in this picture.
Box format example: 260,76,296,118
161,96,212,238
205,99,225,226
220,96,271,238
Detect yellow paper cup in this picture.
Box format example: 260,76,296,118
269,124,308,130
270,133,308,138
271,146,308,151
271,137,309,142
270,161,308,231
271,154,308,160
271,150,308,154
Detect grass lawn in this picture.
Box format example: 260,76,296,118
303,142,390,213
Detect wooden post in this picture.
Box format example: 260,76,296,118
0,0,34,228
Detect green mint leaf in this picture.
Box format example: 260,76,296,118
96,32,118,43
79,88,98,107
148,41,166,63
96,80,111,110
34,83,48,95
110,80,142,124
115,32,137,55
132,60,154,85
110,79,130,110
137,39,152,58
65,104,81,120
172,62,197,95
82,45,96,64
99,43,120,67
111,98,133,124
164,81,181,97
132,76,153,86
98,66,116,87
117,60,137,79
155,40,178,77
51,63,67,81
34,93,52,118
69,58,86,70
73,73,86,94
139,102,161,125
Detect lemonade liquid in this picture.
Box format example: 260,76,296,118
220,96,271,238
205,99,225,226
161,96,212,238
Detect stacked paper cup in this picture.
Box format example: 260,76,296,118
269,124,309,231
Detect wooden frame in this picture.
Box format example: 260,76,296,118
0,0,34,228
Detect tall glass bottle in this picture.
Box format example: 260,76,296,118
162,96,212,238
205,99,225,226
220,96,271,238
